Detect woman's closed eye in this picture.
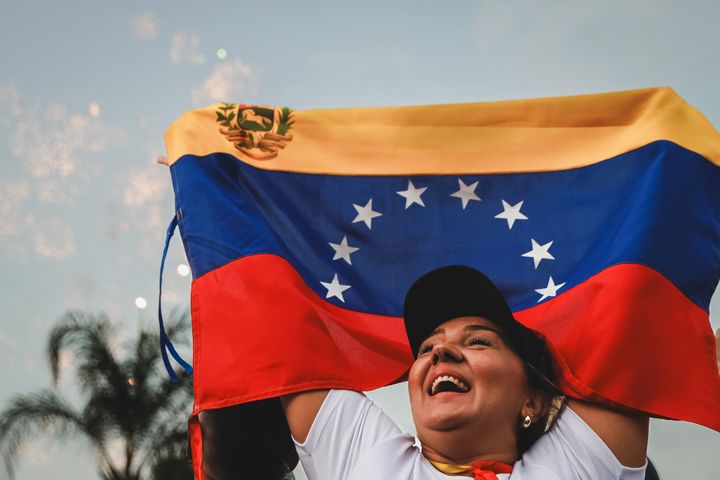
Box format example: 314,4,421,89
418,342,434,355
467,336,492,347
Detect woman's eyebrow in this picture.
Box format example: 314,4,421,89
424,325,504,343
427,327,444,338
463,324,503,336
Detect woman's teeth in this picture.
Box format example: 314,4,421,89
430,375,470,395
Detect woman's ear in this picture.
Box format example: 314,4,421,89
521,389,552,423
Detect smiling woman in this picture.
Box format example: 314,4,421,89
281,266,651,479
408,317,550,466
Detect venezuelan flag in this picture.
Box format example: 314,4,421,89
164,87,720,476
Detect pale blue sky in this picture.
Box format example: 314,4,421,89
1,1,719,478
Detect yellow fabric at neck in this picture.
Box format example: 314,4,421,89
428,459,474,476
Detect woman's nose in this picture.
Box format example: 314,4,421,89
431,344,462,365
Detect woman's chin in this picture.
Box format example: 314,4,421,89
422,408,475,432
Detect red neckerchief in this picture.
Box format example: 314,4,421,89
471,461,513,479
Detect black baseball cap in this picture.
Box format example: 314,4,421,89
403,265,555,389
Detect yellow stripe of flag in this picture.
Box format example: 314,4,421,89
164,87,720,174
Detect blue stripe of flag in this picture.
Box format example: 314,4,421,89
170,140,720,315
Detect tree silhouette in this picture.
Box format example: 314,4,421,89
0,310,194,480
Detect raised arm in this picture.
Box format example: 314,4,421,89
566,399,649,468
280,389,330,443
564,327,720,469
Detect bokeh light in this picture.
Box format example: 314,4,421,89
135,297,147,309
216,48,228,60
88,102,101,117
177,263,190,276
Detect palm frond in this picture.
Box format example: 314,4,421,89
136,422,190,475
48,311,126,394
129,309,189,394
147,443,193,480
0,389,109,478
99,463,141,480
7,309,194,480
135,371,193,463
126,310,192,436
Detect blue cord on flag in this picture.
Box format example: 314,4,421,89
158,214,193,382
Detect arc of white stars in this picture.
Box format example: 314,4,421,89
535,276,566,303
396,180,427,209
522,239,555,269
329,235,359,265
450,179,481,209
352,198,383,229
494,200,528,229
320,274,351,303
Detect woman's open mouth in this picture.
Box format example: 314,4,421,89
428,375,471,396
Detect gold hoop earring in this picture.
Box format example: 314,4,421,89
522,415,532,429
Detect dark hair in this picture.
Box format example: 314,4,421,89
518,415,550,455
517,338,562,454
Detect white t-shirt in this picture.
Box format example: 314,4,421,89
294,390,647,480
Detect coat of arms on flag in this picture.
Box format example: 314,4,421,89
161,87,720,478
216,104,295,160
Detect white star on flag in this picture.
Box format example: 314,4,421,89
329,235,359,265
522,239,555,269
450,179,481,209
535,276,566,303
320,273,351,303
494,200,528,229
352,198,383,229
396,180,427,209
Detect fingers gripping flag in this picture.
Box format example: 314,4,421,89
162,89,720,477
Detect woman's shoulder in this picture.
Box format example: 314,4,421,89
295,389,423,480
514,405,646,480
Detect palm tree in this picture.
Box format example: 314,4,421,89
0,310,194,480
